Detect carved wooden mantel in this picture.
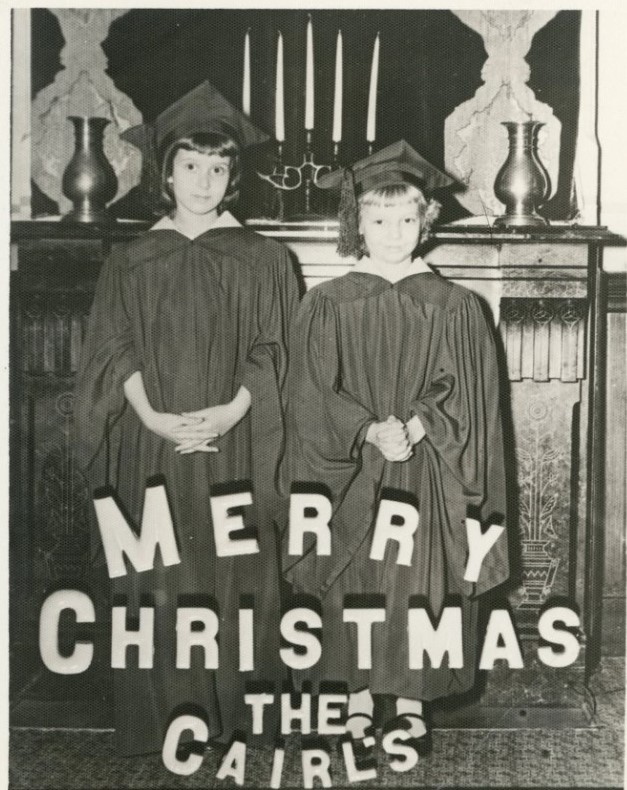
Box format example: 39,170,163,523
9,220,624,726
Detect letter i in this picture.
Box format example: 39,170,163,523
239,607,254,671
270,741,285,789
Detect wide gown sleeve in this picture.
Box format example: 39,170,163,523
283,289,378,510
239,244,300,510
73,247,140,482
239,244,299,403
410,290,508,595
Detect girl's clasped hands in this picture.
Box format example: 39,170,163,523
145,408,221,454
366,414,426,462
144,389,252,455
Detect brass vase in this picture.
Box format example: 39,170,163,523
493,121,550,227
62,116,118,223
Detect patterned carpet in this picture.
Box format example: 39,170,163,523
9,659,624,789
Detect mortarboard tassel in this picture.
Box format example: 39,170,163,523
337,167,361,258
144,127,163,215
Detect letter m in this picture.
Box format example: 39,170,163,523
93,484,180,578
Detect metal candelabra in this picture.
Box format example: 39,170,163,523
257,131,337,220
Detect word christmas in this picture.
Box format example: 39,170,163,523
40,593,580,674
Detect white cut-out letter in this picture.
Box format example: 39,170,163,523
39,590,94,674
288,492,332,556
93,485,180,578
211,490,259,556
370,499,419,566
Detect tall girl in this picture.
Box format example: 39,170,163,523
74,81,299,755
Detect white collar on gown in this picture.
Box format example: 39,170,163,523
150,210,242,239
352,255,433,284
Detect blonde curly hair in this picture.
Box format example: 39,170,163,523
338,180,441,259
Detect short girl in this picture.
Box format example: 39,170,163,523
282,140,509,747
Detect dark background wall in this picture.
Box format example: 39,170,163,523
31,9,580,221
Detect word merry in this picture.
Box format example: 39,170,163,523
92,483,504,582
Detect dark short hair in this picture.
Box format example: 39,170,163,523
159,131,241,215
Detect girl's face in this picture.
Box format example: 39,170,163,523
169,149,231,221
359,197,422,266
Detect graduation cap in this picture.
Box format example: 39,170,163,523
318,139,454,195
317,140,455,257
121,80,269,165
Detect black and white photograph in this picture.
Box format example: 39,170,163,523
6,3,627,789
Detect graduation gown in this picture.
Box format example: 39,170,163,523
282,264,508,700
74,217,299,755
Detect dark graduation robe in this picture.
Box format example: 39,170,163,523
74,216,299,755
282,263,508,701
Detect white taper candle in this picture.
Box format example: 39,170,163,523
275,31,285,142
332,30,343,143
366,32,380,144
242,29,251,116
305,16,314,130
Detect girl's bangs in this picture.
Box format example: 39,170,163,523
360,182,422,208
179,133,238,160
